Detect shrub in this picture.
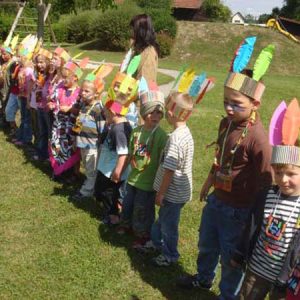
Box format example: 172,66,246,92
136,0,172,10
90,1,142,51
146,8,177,38
156,32,174,57
52,22,68,42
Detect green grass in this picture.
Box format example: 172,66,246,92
1,21,300,299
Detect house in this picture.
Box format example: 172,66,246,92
231,12,246,24
172,0,205,21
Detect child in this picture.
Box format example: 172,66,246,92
117,80,167,248
149,91,195,267
32,49,52,159
230,99,300,300
48,60,84,180
72,66,112,201
177,37,273,299
94,97,132,225
14,51,35,146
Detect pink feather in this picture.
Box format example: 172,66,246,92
269,101,287,145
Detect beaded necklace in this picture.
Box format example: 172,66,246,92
214,111,256,171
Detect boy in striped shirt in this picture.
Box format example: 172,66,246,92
232,99,300,300
146,92,194,267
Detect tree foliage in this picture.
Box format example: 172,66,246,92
202,0,231,22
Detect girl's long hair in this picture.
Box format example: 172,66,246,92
130,14,159,56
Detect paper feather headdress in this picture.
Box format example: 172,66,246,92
225,36,275,102
138,78,165,116
64,57,89,80
54,47,71,63
164,67,215,121
269,98,300,166
84,63,114,94
105,53,141,116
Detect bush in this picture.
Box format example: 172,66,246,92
65,10,101,43
52,22,68,42
146,8,177,38
156,32,174,57
90,1,142,51
136,0,172,10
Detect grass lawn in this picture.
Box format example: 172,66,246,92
1,69,299,299
1,21,300,299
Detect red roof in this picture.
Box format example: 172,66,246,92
173,0,203,9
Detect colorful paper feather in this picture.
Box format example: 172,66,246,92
252,44,275,81
95,64,114,79
120,48,133,73
195,78,215,104
10,35,19,51
171,65,187,90
178,69,195,93
269,101,287,146
282,98,300,145
126,54,141,76
138,77,148,95
231,36,256,73
188,72,206,97
79,57,89,69
73,51,84,60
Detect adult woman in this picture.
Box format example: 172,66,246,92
129,14,159,84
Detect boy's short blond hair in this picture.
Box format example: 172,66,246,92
165,92,194,121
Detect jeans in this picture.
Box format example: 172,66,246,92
151,200,184,262
79,148,98,197
5,93,19,122
16,97,32,143
196,193,250,300
121,184,155,237
37,108,51,159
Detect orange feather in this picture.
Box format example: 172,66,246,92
282,98,300,145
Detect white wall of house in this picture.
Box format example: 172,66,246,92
232,13,245,24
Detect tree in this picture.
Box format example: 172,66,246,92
258,13,271,23
274,0,300,20
202,0,231,22
244,14,256,24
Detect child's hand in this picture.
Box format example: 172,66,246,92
155,193,164,206
111,170,121,183
230,259,242,269
200,173,214,201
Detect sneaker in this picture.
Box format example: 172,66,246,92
132,237,150,249
134,240,158,254
176,274,212,290
151,254,173,267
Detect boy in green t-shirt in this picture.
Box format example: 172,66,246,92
117,81,167,248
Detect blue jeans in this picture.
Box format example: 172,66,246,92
196,193,250,300
151,200,184,262
5,93,19,122
121,184,155,237
37,108,51,159
16,97,32,143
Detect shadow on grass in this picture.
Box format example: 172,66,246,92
98,224,218,300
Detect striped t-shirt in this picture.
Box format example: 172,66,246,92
153,125,194,204
249,189,300,282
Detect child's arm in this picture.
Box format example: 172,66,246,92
156,168,175,206
111,154,127,183
199,171,215,201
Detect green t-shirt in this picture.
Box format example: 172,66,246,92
127,125,167,192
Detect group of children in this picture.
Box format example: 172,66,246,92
0,32,300,300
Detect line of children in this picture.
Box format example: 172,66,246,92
1,32,299,300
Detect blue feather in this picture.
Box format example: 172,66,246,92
232,36,257,73
189,73,206,97
138,77,148,94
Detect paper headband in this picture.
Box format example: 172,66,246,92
269,98,300,166
165,67,215,121
84,64,114,93
64,57,89,79
224,36,275,102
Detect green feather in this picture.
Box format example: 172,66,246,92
126,54,141,76
252,44,275,81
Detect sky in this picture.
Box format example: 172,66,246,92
223,0,285,17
